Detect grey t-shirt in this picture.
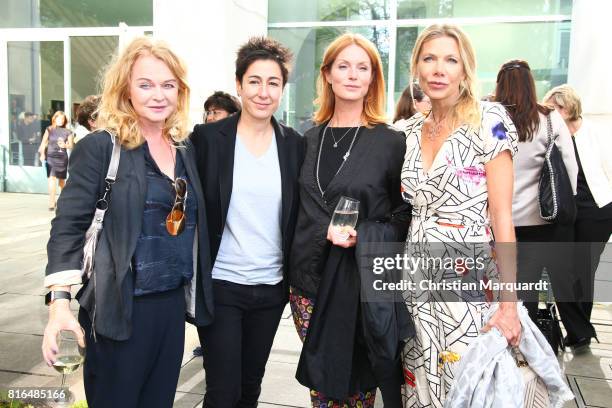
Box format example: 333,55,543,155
212,132,283,285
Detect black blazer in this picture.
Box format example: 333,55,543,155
46,131,214,340
191,113,305,295
289,123,412,297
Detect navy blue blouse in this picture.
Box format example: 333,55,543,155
132,142,197,296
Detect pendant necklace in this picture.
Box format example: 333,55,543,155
329,126,354,148
316,124,360,196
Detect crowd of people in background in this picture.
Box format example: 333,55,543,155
39,23,610,408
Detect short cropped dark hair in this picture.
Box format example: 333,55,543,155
235,36,293,87
76,95,101,130
204,91,241,114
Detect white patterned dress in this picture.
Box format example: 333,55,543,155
398,102,518,407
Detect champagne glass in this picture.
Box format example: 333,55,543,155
330,196,360,241
53,330,85,404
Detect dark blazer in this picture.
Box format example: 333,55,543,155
190,113,305,295
289,123,412,297
291,123,412,399
46,130,214,340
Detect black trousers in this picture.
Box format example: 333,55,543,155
79,287,186,408
565,215,612,340
515,223,576,320
197,279,285,408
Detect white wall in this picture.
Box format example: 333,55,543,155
153,0,268,127
568,0,612,127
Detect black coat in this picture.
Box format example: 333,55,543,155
190,113,305,296
290,123,412,399
46,131,214,340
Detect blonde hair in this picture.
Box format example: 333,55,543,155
410,24,480,129
96,37,190,149
543,84,582,122
313,32,386,127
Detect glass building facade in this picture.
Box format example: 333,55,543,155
268,0,573,130
1,1,152,192
1,0,576,192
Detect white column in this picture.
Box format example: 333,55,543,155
568,0,612,127
153,0,268,127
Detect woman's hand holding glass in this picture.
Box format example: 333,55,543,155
42,297,85,367
327,196,359,248
327,224,357,248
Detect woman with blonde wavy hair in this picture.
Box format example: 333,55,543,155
41,37,213,407
289,32,413,407
397,24,522,406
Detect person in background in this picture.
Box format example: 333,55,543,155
41,37,213,407
393,83,431,128
73,95,101,144
16,112,39,166
204,90,241,123
38,111,73,210
191,37,304,407
495,60,579,339
544,84,612,352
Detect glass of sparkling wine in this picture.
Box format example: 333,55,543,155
330,196,360,241
53,330,85,404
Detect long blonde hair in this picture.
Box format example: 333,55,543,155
314,32,386,127
410,24,480,129
96,37,190,149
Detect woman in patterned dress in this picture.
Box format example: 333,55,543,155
396,24,522,407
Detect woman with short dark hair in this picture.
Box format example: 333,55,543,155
203,90,241,123
191,36,304,407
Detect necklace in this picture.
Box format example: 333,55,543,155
329,126,354,148
316,124,360,197
427,110,448,141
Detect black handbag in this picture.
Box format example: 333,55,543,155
536,303,565,355
538,115,576,224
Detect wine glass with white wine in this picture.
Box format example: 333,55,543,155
52,330,85,405
330,196,360,241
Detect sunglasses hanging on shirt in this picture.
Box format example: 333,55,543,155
166,177,187,236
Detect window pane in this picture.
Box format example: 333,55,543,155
269,0,390,23
8,41,64,167
71,36,118,117
269,27,389,131
394,22,571,102
1,0,153,28
398,0,572,19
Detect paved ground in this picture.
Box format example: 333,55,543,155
0,192,611,407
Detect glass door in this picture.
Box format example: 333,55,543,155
2,35,119,193
6,40,65,193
